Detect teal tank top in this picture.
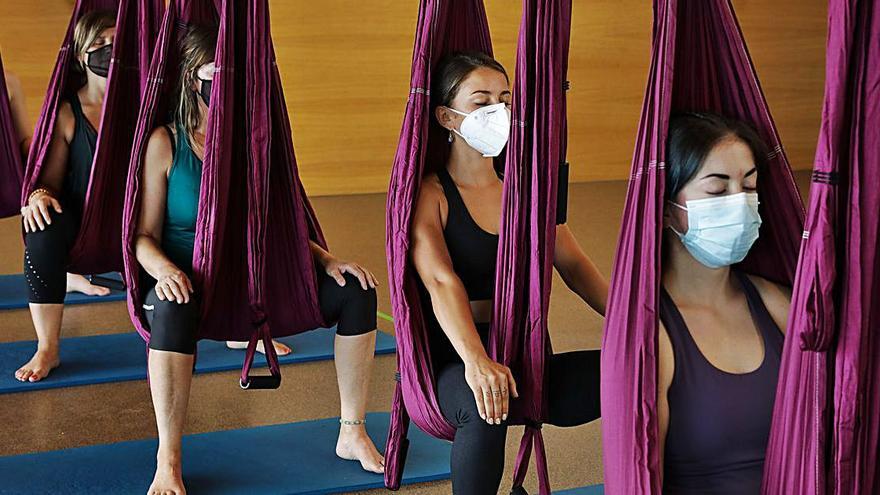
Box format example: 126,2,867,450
161,124,202,275
62,94,98,218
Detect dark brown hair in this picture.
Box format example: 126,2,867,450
431,51,508,108
666,112,769,200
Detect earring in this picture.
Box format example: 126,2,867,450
448,131,454,143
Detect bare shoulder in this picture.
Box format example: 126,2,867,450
418,173,443,200
746,274,792,333
54,100,75,139
144,126,174,173
415,173,446,217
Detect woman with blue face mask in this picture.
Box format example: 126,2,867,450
657,112,792,494
411,51,608,494
15,11,117,383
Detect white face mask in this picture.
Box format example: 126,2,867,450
448,102,511,157
669,192,762,269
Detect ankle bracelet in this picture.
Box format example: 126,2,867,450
339,419,366,426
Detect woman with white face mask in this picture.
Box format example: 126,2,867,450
411,51,608,494
657,112,792,494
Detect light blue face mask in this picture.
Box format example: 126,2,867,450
669,192,762,269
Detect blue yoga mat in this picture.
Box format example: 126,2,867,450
0,412,450,495
555,485,604,494
0,328,396,394
0,272,126,310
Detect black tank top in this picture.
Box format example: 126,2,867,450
62,94,98,218
436,167,499,301
423,168,500,367
660,271,783,494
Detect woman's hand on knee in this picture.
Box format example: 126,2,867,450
464,356,519,425
155,266,194,304
21,192,62,233
323,258,379,290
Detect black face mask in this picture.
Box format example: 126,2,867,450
85,43,112,78
198,78,212,107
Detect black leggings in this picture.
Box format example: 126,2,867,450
24,209,79,304
146,269,378,354
437,349,601,495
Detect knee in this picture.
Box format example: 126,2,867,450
339,274,377,309
334,275,377,336
24,214,69,256
147,298,199,354
438,364,498,429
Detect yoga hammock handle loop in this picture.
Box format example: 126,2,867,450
239,320,282,390
240,375,281,390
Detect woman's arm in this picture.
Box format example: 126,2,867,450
21,103,74,232
657,321,675,485
4,71,31,156
134,128,193,304
553,224,608,316
411,176,518,424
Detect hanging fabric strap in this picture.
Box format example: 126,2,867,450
239,318,282,390
510,422,550,495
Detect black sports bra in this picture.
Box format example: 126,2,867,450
437,167,499,301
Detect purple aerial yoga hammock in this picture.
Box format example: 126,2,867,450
384,0,571,493
763,1,880,493
122,0,328,388
599,1,805,493
0,53,24,218
19,0,163,275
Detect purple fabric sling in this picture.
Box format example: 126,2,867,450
122,0,328,388
599,1,805,493
763,1,880,493
384,0,571,493
20,0,163,275
0,53,24,218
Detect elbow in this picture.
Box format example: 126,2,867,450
420,271,459,295
133,232,159,256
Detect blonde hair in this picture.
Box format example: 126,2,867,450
72,10,116,74
175,26,217,140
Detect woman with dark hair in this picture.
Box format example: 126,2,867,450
137,26,384,495
14,11,117,383
657,112,791,494
411,51,607,494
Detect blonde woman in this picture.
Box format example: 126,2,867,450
15,11,116,383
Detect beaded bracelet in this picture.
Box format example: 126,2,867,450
27,188,53,204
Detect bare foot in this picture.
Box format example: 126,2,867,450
147,456,186,495
66,273,111,296
336,425,385,474
225,339,292,356
15,348,60,382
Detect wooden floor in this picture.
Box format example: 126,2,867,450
0,173,812,493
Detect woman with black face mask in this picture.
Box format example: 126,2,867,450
136,26,385,494
14,11,116,383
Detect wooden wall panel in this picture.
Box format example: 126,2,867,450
0,0,826,196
